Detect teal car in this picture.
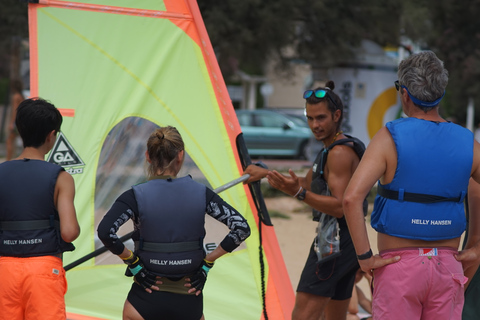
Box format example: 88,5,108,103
235,109,313,159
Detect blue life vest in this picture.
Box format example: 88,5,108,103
371,118,472,241
132,175,206,277
0,159,75,257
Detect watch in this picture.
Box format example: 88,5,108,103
296,188,307,201
357,249,373,260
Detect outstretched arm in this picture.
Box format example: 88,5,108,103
267,145,358,218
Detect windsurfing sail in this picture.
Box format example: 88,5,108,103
27,0,295,319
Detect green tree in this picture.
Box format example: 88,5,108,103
293,0,402,70
198,0,297,78
426,1,480,124
386,0,480,123
198,0,403,81
0,0,28,80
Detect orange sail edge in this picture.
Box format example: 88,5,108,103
260,225,296,319
66,312,106,320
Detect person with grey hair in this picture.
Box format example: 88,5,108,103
343,50,480,319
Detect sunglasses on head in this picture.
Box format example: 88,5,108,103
394,80,445,107
394,80,401,91
303,89,340,110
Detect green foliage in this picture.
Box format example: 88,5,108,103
198,0,296,77
397,0,480,123
293,0,402,69
0,0,28,79
198,0,403,78
0,78,9,104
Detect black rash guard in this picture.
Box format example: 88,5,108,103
97,187,250,255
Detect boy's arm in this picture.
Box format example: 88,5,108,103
55,171,80,243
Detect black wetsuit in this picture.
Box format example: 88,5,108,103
97,177,250,320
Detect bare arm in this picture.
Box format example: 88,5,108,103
343,127,400,274
266,145,357,218
456,141,480,268
55,171,80,243
461,179,480,289
243,164,269,184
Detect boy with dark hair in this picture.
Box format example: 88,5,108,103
0,97,80,320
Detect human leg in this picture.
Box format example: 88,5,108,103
123,299,144,320
292,292,330,320
22,256,67,320
372,248,465,320
0,257,24,320
126,282,203,320
324,298,351,320
373,249,425,320
421,250,466,320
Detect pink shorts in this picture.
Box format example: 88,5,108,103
372,247,466,320
0,256,67,320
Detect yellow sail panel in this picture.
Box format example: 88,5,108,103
29,1,294,319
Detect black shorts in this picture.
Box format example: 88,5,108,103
296,238,359,300
127,282,203,320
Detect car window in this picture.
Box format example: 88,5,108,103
289,115,308,127
256,113,286,128
237,113,252,126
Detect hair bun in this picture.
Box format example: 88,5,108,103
325,80,335,91
156,131,164,140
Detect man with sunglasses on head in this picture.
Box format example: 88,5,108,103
343,50,480,320
244,80,377,320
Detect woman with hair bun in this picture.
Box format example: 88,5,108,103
98,126,251,320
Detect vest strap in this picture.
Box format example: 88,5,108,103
141,241,202,253
0,219,53,231
377,184,463,204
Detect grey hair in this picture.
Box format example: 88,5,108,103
397,51,448,109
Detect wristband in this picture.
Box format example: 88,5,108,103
129,264,143,276
293,186,303,198
357,249,373,260
296,188,307,201
202,259,214,274
121,250,134,261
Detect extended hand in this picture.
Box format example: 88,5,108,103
266,169,299,196
243,164,269,184
185,259,214,296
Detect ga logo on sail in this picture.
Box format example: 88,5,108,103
47,132,85,175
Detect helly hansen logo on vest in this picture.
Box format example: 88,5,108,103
47,132,85,175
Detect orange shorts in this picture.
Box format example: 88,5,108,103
0,256,67,320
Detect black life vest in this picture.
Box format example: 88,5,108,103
132,175,206,277
0,159,75,257
311,135,367,221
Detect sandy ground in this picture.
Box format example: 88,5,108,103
265,196,377,301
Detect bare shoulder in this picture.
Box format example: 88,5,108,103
471,140,480,182
327,144,360,174
56,170,75,191
328,143,358,159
